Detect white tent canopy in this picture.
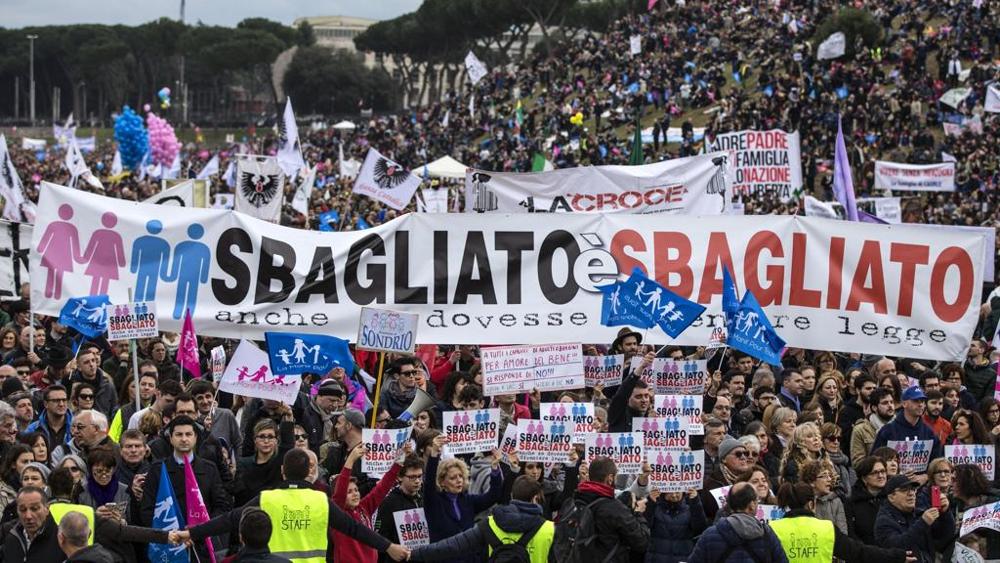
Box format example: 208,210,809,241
332,120,356,130
416,155,468,179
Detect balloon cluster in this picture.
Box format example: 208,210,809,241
113,105,148,170
146,113,180,166
569,112,584,126
158,87,171,109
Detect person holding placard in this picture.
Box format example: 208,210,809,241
374,455,425,563
642,488,707,562
949,464,1000,559
871,386,943,475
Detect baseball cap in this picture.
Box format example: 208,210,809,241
883,474,919,495
901,386,927,401
341,408,365,429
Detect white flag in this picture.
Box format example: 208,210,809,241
817,32,846,60
53,114,76,146
218,340,299,404
163,153,181,180
415,190,427,213
469,94,476,118
65,138,101,189
196,154,220,180
942,152,957,163
339,144,361,179
441,110,450,128
465,51,488,84
277,98,306,178
352,147,421,211
290,165,316,216
422,187,450,213
804,195,840,220
630,35,642,55
0,135,27,222
222,159,236,188
110,150,123,176
235,154,285,222
986,84,1000,113
143,180,195,207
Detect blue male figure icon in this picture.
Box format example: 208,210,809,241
131,220,172,302
165,224,211,319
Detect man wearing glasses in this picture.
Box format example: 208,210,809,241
378,357,422,419
24,384,72,446
373,455,425,561
701,436,753,520
52,409,117,466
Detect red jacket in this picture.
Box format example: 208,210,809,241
331,461,400,563
923,414,952,446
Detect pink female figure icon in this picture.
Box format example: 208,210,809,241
80,212,126,295
36,204,83,299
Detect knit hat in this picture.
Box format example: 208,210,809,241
60,454,88,478
21,462,51,482
718,437,744,461
340,408,365,429
317,380,345,397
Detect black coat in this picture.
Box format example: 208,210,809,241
644,495,708,563
148,422,233,482
0,515,64,563
572,486,650,563
374,486,421,562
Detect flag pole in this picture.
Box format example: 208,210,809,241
128,288,141,415
370,352,386,427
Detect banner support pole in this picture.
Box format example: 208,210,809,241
370,352,386,427
128,288,141,415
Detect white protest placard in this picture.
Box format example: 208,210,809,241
499,423,519,466
960,499,1000,537
629,356,665,388
709,485,732,508
633,417,690,449
874,161,955,192
516,420,573,463
629,35,642,55
584,354,624,387
393,508,430,549
707,327,727,349
540,402,595,444
481,343,584,396
656,360,708,395
0,221,31,301
210,345,226,382
218,340,299,405
647,448,704,491
361,427,409,477
357,307,418,354
754,505,786,523
654,394,704,435
888,439,933,474
707,129,802,202
443,409,500,454
586,432,645,474
105,302,159,340
946,444,996,480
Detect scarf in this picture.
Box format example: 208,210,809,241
721,462,741,485
445,492,462,520
86,476,119,507
577,480,614,498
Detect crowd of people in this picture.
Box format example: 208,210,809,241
3,0,1000,562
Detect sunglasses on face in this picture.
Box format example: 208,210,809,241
294,434,308,440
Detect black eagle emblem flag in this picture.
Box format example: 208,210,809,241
373,157,409,190
239,172,280,208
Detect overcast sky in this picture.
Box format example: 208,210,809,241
3,0,423,28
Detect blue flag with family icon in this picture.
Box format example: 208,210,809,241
147,463,188,563
726,288,786,365
625,268,705,338
599,280,654,329
58,295,110,338
317,210,340,232
264,332,355,376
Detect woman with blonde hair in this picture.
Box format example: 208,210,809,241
764,406,797,467
807,372,844,425
779,421,824,484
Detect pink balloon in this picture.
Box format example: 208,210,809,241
143,103,151,112
145,113,180,166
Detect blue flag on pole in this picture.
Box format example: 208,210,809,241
599,281,654,329
726,289,786,365
147,463,189,563
356,217,371,230
318,210,340,231
605,268,705,338
265,332,355,376
722,267,740,319
58,295,110,339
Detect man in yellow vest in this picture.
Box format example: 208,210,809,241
172,448,411,562
409,476,556,562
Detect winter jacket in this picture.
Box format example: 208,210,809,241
608,372,645,433
779,509,910,562
965,359,995,401
53,435,120,467
66,544,116,562
839,396,865,451
850,414,886,468
643,494,708,563
22,408,73,445
688,512,788,563
410,499,555,562
814,491,848,534
379,379,417,419
0,515,64,563
68,369,118,416
374,486,421,563
232,420,294,506
422,454,504,563
700,466,735,521
847,485,885,545
91,513,171,563
148,419,233,483
922,414,952,445
332,461,401,563
828,450,856,498
871,413,943,461
874,500,955,563
572,481,650,563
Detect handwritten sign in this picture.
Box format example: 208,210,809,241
541,402,595,444
647,448,704,492
361,427,409,476
888,440,933,474
393,508,430,549
586,432,644,474
516,420,573,463
946,444,996,480
106,302,159,340
584,354,624,387
443,409,500,454
653,394,704,435
481,343,584,396
632,417,690,449
357,307,418,354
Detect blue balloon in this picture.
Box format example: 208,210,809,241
113,105,149,170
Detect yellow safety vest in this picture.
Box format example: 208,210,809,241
769,516,835,563
108,409,123,443
49,502,95,545
259,488,329,563
486,515,555,563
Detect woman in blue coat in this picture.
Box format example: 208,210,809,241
643,489,708,563
422,434,504,563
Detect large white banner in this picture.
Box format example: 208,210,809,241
874,161,956,192
30,183,985,360
0,220,31,301
707,130,802,202
465,152,731,215
804,196,901,224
